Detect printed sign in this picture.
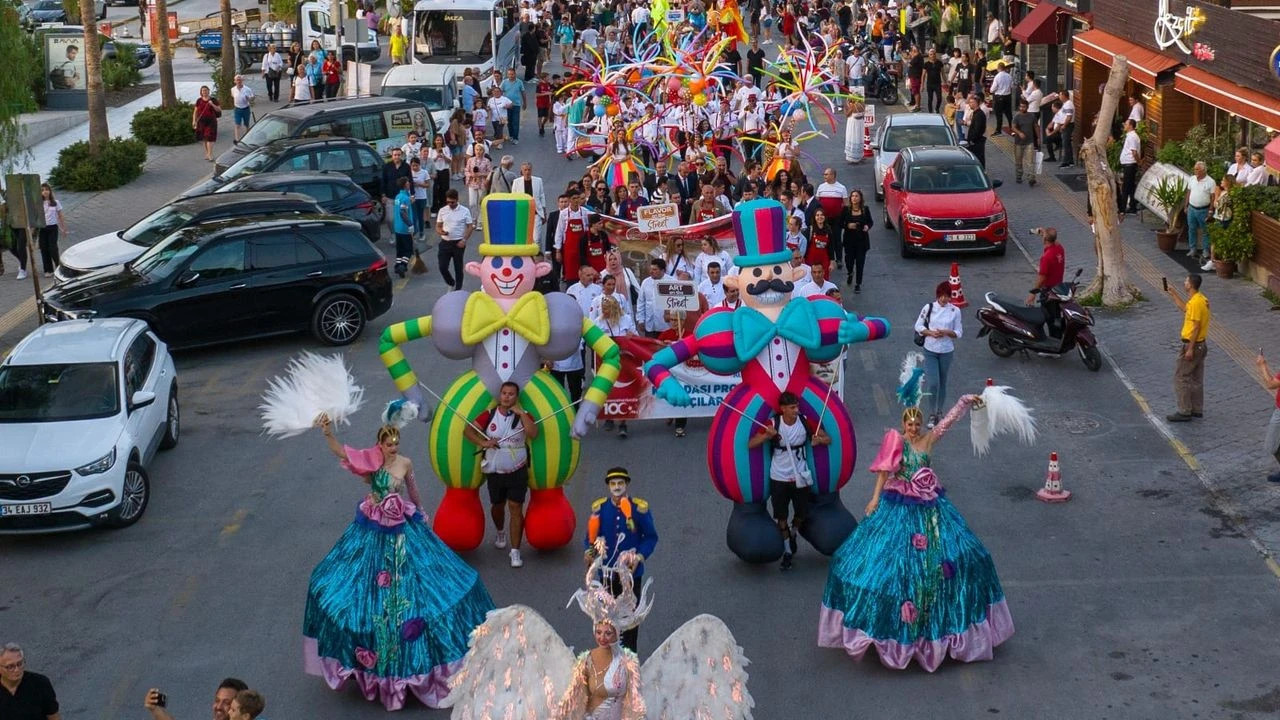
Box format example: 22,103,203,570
634,203,680,233
598,337,845,420
657,281,696,312
864,103,876,126
665,9,686,22
45,35,86,91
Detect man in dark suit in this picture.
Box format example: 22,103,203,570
675,162,700,223
966,96,988,168
799,183,821,228
545,193,567,285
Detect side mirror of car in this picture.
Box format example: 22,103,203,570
990,179,1003,188
130,390,156,412
177,271,200,287
889,181,903,191
959,139,969,147
870,142,879,150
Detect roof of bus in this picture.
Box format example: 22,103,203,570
412,0,503,10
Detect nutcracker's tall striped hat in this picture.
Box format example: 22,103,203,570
730,199,791,267
479,193,541,257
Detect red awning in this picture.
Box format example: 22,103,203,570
1266,135,1280,173
1072,29,1182,88
1011,1,1061,45
1174,66,1280,134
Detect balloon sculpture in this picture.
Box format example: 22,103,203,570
643,199,890,563
378,194,621,552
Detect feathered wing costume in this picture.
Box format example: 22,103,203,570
444,557,754,720
818,386,1036,672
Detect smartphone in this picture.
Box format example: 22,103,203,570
152,691,167,708
1162,277,1169,292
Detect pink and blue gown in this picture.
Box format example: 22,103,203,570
303,446,495,709
817,398,1014,671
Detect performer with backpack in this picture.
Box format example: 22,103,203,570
465,381,538,568
748,391,831,571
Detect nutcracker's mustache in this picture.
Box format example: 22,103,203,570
747,278,795,295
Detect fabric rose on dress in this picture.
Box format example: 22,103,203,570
911,533,928,551
362,493,408,527
400,617,426,642
900,601,918,624
376,570,392,588
903,468,940,501
355,647,378,669
941,560,956,580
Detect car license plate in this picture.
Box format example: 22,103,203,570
0,503,52,516
945,233,977,243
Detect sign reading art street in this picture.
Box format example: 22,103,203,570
635,203,681,233
657,281,696,311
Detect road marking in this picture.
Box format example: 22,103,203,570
220,508,248,537
396,275,411,293
859,347,876,372
872,383,889,416
0,297,35,337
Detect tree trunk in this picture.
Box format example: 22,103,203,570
155,0,176,107
219,0,234,106
79,0,109,155
1080,56,1138,306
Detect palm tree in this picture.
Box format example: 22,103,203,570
155,0,176,107
219,0,233,106
78,0,108,154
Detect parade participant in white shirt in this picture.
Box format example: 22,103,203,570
1243,152,1270,187
693,236,734,284
748,390,831,570
589,274,632,325
914,280,964,429
788,249,812,295
552,95,570,154
797,262,838,297
720,282,742,310
696,262,726,306
1226,148,1252,183
566,265,602,316
1118,119,1142,214
463,380,538,568
637,258,672,336
601,249,641,317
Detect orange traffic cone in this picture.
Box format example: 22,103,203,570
1036,452,1072,503
863,123,873,159
947,262,968,308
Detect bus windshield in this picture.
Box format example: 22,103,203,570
413,10,493,63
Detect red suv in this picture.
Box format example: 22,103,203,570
883,146,1009,257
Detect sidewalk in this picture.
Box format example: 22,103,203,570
983,133,1280,566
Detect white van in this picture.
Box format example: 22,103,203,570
381,65,459,131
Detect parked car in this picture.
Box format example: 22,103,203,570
40,217,394,348
55,192,325,283
185,137,386,201
27,0,106,22
0,318,177,533
882,145,1008,257
215,172,384,241
214,96,434,174
871,112,958,202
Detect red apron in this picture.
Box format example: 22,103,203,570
562,213,587,282
806,230,831,268
584,236,609,272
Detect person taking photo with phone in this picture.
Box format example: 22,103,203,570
144,677,248,720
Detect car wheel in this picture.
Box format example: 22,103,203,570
874,185,883,203
880,83,898,105
159,384,179,450
108,461,150,528
899,222,911,258
312,293,366,346
993,242,1007,257
988,331,1016,358
883,206,893,230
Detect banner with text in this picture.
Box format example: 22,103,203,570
597,336,845,421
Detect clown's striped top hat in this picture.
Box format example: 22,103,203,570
479,194,542,257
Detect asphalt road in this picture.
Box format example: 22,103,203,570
4,77,1280,720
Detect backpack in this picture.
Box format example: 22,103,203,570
772,413,815,450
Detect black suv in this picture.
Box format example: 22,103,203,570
55,192,325,283
215,172,384,241
183,137,386,201
40,217,393,348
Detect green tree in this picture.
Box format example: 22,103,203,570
0,1,40,169
78,0,110,154
154,0,176,107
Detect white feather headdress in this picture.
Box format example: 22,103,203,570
970,385,1037,456
259,352,364,438
567,550,655,633
896,351,926,408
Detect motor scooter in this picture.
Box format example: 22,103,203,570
976,268,1103,371
860,50,899,105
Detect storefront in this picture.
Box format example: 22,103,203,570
1077,0,1280,165
1008,0,1091,93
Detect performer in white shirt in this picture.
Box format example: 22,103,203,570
696,262,727,306
637,258,672,336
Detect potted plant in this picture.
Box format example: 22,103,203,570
1149,175,1188,253
1207,217,1255,279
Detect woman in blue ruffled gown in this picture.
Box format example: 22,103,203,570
818,397,1014,672
304,414,495,710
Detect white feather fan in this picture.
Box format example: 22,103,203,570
641,614,755,720
258,352,364,438
970,385,1037,457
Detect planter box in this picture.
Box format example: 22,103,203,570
1252,211,1280,295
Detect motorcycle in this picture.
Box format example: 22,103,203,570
976,268,1103,372
859,49,899,105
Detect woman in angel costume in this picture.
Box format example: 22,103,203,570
818,376,1033,672
444,556,755,720
304,403,496,709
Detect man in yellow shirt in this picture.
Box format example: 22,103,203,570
1169,274,1210,422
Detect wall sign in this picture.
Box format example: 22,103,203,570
1153,0,1206,54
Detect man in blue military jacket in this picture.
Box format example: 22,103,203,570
585,466,658,651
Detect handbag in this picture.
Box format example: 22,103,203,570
913,302,933,347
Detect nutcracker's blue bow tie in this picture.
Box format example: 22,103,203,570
732,299,823,363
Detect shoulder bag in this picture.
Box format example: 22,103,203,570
913,302,932,347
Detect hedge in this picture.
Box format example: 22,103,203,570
131,102,197,146
48,137,147,191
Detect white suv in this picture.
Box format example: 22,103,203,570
0,318,178,533
872,113,959,202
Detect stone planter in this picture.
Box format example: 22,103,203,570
1213,259,1237,279
1156,230,1179,253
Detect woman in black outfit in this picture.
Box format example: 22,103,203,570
841,189,873,291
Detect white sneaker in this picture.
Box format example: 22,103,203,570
1200,259,1215,271
495,529,508,549
16,270,27,280
509,548,523,568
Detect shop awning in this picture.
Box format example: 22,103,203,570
1011,1,1062,45
1174,66,1280,135
1266,135,1280,173
1073,29,1182,88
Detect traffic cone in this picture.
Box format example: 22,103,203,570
947,262,968,308
1036,452,1072,503
863,123,873,159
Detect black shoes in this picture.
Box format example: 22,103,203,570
1268,471,1280,483
781,551,794,571
788,533,798,555
1166,412,1193,422
854,284,861,293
